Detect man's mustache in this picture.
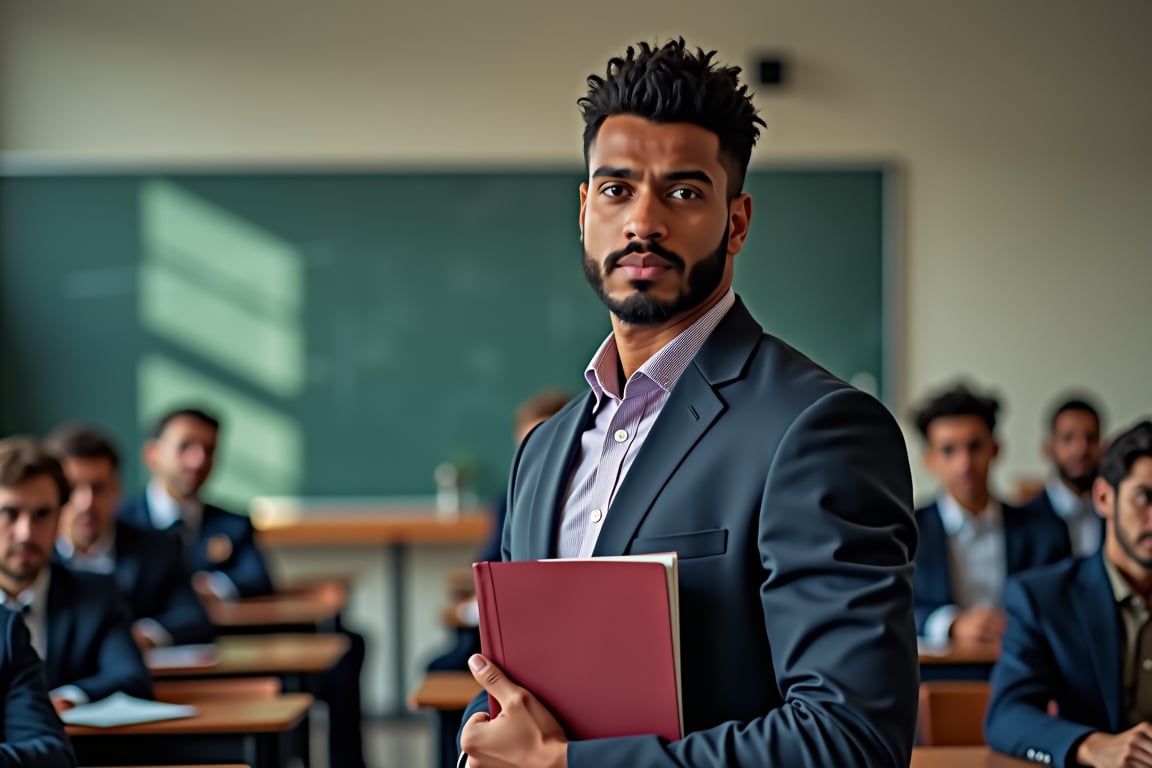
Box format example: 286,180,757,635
603,240,686,273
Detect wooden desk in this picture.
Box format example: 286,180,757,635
409,671,482,711
252,500,492,716
148,634,350,678
919,640,1001,665
911,747,1031,767
67,693,312,767
207,589,345,631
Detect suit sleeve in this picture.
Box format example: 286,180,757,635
69,584,153,702
218,520,276,599
152,534,216,645
985,577,1095,766
568,388,919,767
0,613,76,768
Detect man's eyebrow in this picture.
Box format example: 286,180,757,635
665,170,714,186
591,167,633,179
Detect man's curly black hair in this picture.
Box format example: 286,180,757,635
578,38,765,200
912,384,1002,441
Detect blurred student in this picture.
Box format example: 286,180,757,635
119,407,365,768
912,384,1071,645
47,424,213,648
1022,396,1105,557
986,420,1152,767
0,437,151,711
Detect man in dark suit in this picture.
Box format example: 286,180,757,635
118,409,272,599
0,437,151,711
986,420,1152,768
910,384,1071,647
1021,396,1105,557
119,408,366,768
1,608,75,767
47,425,213,648
456,39,919,768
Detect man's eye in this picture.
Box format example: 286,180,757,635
601,184,628,198
670,188,700,200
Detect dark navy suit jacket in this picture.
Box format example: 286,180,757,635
985,554,1122,766
463,298,920,767
56,522,215,646
120,494,275,599
0,609,74,768
44,563,152,702
913,500,1072,634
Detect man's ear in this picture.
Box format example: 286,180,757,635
1092,476,1113,519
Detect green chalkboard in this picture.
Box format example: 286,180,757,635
0,168,890,506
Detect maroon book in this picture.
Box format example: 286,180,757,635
473,555,681,741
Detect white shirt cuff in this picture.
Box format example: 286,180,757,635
50,685,90,706
923,604,960,644
134,618,174,647
456,752,468,768
206,571,240,601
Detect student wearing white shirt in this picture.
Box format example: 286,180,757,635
1022,396,1105,557
0,437,150,712
910,384,1072,646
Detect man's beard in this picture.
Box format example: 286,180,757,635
1115,496,1152,569
582,227,729,326
1058,463,1097,494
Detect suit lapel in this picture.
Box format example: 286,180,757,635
526,394,594,559
1003,506,1024,573
1074,554,1123,729
919,503,954,605
113,522,142,596
45,564,73,688
592,364,725,556
591,299,760,557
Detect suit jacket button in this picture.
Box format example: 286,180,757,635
1026,749,1035,760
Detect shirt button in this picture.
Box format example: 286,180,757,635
613,429,628,443
591,509,603,524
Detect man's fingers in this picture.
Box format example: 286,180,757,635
468,654,524,708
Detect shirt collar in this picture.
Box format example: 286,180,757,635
56,531,117,572
1046,476,1093,519
1103,552,1137,606
147,481,202,532
583,289,736,406
938,493,1002,536
2,566,51,619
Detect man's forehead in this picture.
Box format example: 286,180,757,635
589,115,724,170
0,477,60,505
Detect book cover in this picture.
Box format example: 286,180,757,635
473,554,681,741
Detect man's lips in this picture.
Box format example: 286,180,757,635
615,253,674,280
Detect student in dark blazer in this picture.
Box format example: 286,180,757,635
119,408,365,768
1020,396,1105,558
0,438,151,712
48,425,213,648
910,384,1071,645
0,608,75,768
986,420,1152,768
456,40,919,768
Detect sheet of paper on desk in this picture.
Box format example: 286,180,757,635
916,638,950,657
60,692,198,727
145,643,220,669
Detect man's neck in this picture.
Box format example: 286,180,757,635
1112,554,1152,600
952,491,992,517
0,573,36,601
1057,476,1090,499
610,291,725,380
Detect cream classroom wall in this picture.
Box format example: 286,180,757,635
3,0,1151,709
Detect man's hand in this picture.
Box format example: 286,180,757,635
192,571,222,604
949,606,1006,644
132,624,158,651
459,654,568,768
1076,724,1152,767
49,695,75,715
